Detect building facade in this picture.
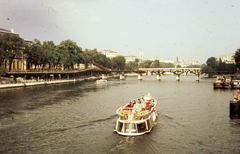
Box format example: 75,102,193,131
219,54,235,64
125,55,137,63
100,49,118,58
0,28,30,72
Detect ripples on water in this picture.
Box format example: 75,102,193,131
0,75,239,153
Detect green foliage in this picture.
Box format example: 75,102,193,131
42,41,56,69
176,64,181,68
202,56,237,75
201,64,215,77
0,36,7,66
184,64,201,68
201,57,219,75
138,60,174,68
59,40,83,69
112,55,125,70
0,33,27,70
125,61,138,70
206,57,219,71
159,62,174,68
234,48,240,70
151,60,160,68
0,66,6,77
55,43,69,69
83,48,111,68
218,61,236,74
139,60,152,68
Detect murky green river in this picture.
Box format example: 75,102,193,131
0,75,239,153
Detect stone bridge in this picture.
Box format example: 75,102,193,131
116,68,202,81
5,67,202,82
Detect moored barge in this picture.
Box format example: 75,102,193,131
213,77,224,89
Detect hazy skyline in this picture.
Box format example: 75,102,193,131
1,0,240,64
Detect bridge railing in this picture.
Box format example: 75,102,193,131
139,68,201,71
6,68,98,74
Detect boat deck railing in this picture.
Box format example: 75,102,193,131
117,102,156,121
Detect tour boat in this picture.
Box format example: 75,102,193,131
114,93,157,136
96,79,107,83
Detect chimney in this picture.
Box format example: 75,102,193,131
11,28,14,33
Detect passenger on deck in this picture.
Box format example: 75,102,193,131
129,101,133,106
138,98,141,104
133,99,142,113
141,98,146,108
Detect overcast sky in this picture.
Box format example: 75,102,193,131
1,0,240,64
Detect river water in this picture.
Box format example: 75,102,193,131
0,75,239,154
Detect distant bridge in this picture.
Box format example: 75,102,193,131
5,67,202,82
139,68,201,74
117,68,202,81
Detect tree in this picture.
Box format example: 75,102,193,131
160,62,174,68
55,44,69,70
112,55,125,70
176,64,181,68
0,66,6,77
234,48,240,70
42,41,56,70
59,39,83,69
125,58,139,70
0,33,27,71
206,57,219,71
139,60,152,68
0,36,7,67
26,39,44,69
201,64,215,77
151,60,160,68
218,60,236,74
83,48,112,68
185,64,201,68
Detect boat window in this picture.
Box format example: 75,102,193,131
147,119,151,129
124,123,137,133
137,123,147,133
116,122,123,132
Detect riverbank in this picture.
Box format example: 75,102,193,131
0,75,119,89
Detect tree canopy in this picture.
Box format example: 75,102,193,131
83,48,111,68
234,48,240,70
0,33,27,70
202,56,237,75
112,55,126,70
2,32,240,75
125,59,139,70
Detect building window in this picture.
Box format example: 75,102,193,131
17,61,19,69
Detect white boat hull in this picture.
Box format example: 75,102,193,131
114,93,157,136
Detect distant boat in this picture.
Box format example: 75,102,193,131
96,79,107,83
223,77,232,89
114,93,157,136
231,80,240,89
213,77,224,89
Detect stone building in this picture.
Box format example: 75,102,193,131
100,49,118,58
0,28,31,72
124,55,137,63
219,54,235,64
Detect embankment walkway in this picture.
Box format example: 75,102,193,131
0,76,103,89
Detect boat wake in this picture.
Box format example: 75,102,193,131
157,112,174,119
46,114,117,133
157,112,186,128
